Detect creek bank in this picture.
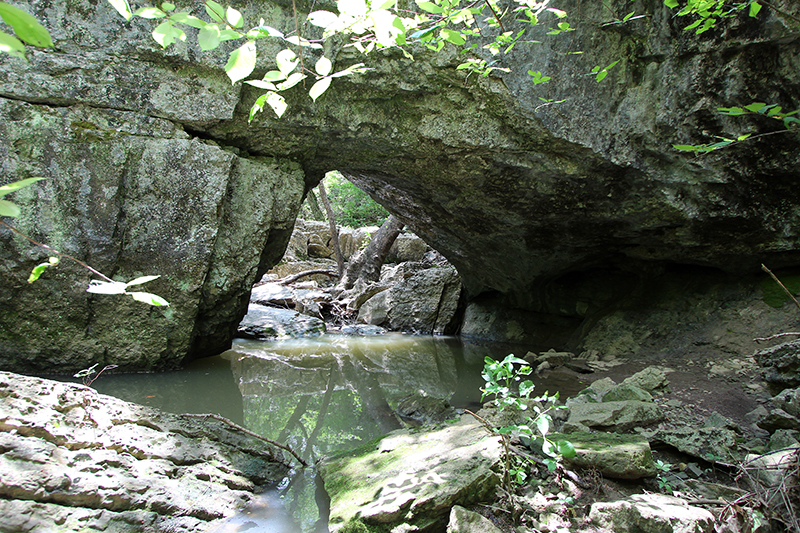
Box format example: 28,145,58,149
319,359,800,533
0,371,291,533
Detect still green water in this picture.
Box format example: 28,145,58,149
85,333,579,533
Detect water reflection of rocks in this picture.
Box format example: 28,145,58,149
219,334,476,533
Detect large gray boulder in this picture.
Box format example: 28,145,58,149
590,494,715,533
0,371,290,533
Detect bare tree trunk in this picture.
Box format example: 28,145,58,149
339,215,404,290
318,180,345,276
304,188,325,220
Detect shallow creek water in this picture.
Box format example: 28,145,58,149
81,333,585,533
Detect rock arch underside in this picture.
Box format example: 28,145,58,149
1,0,799,372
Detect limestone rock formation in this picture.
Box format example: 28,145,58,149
0,371,290,533
2,0,800,368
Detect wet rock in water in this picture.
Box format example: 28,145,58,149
552,432,657,480
339,324,388,336
590,494,715,533
447,505,503,533
319,418,502,532
396,393,458,426
653,427,742,464
0,372,290,533
562,400,663,433
754,340,800,389
237,303,326,339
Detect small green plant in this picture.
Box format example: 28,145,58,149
479,354,575,492
654,459,675,493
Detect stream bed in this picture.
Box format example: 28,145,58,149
76,333,586,533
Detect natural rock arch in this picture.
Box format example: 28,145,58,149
1,0,799,371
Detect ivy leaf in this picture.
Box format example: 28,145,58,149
0,30,25,59
309,77,332,102
315,56,333,77
128,291,170,306
107,0,133,21
225,40,256,84
0,2,53,48
198,24,221,50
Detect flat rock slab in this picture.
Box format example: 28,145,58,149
0,372,289,533
237,303,326,340
319,418,503,532
563,400,663,432
553,432,657,480
590,494,715,533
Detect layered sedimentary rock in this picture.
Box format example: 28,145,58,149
1,0,799,369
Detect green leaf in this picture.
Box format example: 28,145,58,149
0,30,25,59
226,6,244,28
152,20,185,48
308,10,338,28
128,291,170,306
198,24,221,50
125,275,160,287
0,177,45,198
441,28,465,45
245,79,278,90
0,199,20,217
133,6,167,19
744,102,767,113
225,40,256,84
28,261,53,283
0,2,53,48
161,2,175,11
205,0,225,23
251,25,284,38
664,0,679,8
107,0,133,21
555,440,576,458
417,1,444,14
170,12,206,29
673,144,699,151
309,77,332,102
315,56,333,77
276,71,305,91
218,28,240,41
749,2,762,17
718,106,745,115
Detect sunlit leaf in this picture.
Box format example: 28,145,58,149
266,91,288,117
308,10,338,28
664,0,679,8
198,24,221,50
152,20,185,48
107,0,133,21
205,0,225,22
276,71,305,91
440,28,465,45
417,1,444,14
225,40,256,84
0,30,25,59
170,12,206,28
125,275,160,287
161,2,175,11
245,79,279,90
555,440,576,458
0,199,20,217
0,2,53,47
133,6,167,19
28,261,53,283
749,2,761,17
315,56,333,76
226,6,244,28
276,48,298,76
309,77,332,101
251,25,284,38
0,177,45,198
128,291,170,306
86,280,128,295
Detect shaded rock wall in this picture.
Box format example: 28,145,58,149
1,0,800,369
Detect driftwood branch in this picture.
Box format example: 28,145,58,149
754,332,800,343
279,269,339,285
181,413,308,467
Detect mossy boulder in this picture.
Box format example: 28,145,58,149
318,418,503,532
551,432,657,480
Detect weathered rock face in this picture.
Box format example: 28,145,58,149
0,371,290,533
2,0,800,368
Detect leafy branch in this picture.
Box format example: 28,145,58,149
0,178,169,306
